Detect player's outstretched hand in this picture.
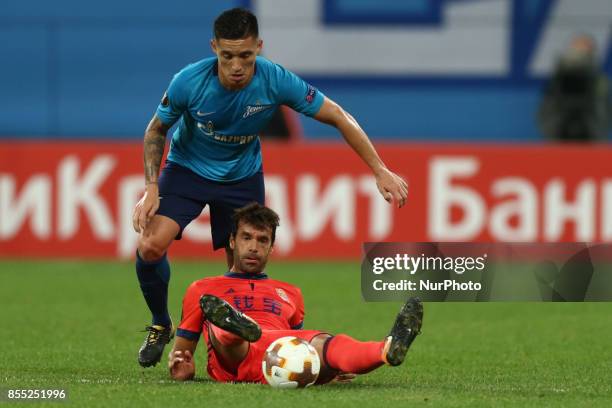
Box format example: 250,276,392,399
132,185,160,233
375,167,408,208
168,350,195,381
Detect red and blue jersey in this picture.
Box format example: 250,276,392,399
176,272,305,342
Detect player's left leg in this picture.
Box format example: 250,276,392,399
309,297,424,380
307,332,388,382
308,333,340,384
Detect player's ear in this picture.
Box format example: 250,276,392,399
229,234,235,250
256,38,263,54
211,39,218,54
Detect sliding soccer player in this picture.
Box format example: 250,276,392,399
168,203,423,383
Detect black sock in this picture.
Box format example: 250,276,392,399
135,251,171,327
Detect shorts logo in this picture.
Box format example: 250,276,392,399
276,288,290,302
243,103,273,118
305,85,317,103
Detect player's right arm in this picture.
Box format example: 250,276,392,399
168,336,197,381
132,115,172,233
168,280,206,380
133,69,189,233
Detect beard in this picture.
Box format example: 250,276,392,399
236,254,267,274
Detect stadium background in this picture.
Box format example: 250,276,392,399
2,0,611,259
1,1,612,406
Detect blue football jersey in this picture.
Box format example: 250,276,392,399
156,56,325,182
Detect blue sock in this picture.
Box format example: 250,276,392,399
135,251,172,327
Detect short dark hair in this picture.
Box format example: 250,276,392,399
214,8,259,40
231,203,280,244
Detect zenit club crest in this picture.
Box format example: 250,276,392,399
243,102,273,118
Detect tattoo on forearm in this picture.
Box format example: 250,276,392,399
144,132,166,184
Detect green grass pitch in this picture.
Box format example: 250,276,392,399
1,259,611,407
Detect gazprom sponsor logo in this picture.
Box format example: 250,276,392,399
196,121,256,144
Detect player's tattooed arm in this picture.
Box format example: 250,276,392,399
143,114,171,185
132,114,172,232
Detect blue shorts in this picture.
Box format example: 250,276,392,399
157,161,265,250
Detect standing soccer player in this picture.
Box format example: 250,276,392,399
132,8,408,367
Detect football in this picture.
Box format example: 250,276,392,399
261,336,321,389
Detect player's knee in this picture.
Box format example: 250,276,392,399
310,334,337,385
138,236,168,261
310,334,331,356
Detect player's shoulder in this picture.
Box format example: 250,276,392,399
265,277,303,298
255,56,293,80
184,278,204,295
183,276,233,304
172,57,218,84
184,275,220,294
255,56,277,71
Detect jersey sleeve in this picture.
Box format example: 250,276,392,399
273,63,325,117
177,281,205,341
156,70,189,126
288,287,305,330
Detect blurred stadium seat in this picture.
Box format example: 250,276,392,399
0,1,611,259
1,0,610,140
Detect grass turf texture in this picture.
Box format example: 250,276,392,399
1,260,611,407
